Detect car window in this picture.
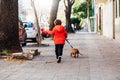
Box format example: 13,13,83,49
23,22,33,28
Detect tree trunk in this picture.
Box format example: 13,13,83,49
49,0,60,30
0,0,22,53
31,0,42,45
65,6,74,33
64,0,75,33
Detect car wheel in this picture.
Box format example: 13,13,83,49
46,34,50,38
36,35,38,42
22,42,26,46
32,38,37,42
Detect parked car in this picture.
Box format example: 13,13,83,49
23,22,38,42
23,22,50,41
19,21,27,46
41,26,50,39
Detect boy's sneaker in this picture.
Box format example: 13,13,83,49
57,56,61,63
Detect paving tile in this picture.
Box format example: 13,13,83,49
0,33,120,80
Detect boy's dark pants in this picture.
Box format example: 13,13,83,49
55,44,64,58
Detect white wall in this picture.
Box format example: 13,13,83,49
95,0,120,40
114,0,120,40
102,1,113,39
115,18,120,40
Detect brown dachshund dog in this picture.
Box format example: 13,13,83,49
70,48,80,58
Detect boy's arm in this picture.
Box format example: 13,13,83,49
64,30,68,38
47,28,55,35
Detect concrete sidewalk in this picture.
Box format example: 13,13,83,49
0,33,120,80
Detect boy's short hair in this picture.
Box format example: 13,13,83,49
54,19,62,25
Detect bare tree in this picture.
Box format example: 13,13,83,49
0,0,22,53
64,0,75,33
49,0,60,30
31,0,42,45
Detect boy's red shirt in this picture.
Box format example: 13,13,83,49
47,25,68,44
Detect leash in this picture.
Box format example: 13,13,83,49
66,39,83,55
66,39,73,48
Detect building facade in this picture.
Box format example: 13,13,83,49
95,0,120,40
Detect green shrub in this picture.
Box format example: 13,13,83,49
2,49,9,55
